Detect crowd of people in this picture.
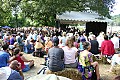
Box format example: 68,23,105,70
0,27,120,80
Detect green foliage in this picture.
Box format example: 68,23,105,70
110,14,120,26
0,0,116,27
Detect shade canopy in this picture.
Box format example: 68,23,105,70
56,11,112,24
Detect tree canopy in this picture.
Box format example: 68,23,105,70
0,0,115,27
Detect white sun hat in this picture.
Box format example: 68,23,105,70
27,74,72,80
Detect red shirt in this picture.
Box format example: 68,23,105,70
101,40,115,56
14,55,25,69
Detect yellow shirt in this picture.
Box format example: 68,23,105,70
45,41,53,48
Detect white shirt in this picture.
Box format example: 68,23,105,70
62,46,78,64
60,36,67,47
111,36,119,49
97,35,104,47
111,54,120,66
0,67,11,80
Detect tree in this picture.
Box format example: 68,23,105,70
0,0,116,27
0,0,13,26
19,0,115,26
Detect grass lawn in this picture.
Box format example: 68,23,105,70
23,53,120,80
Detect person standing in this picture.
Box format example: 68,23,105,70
97,32,104,48
111,33,119,53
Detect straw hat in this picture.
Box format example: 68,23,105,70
27,74,72,80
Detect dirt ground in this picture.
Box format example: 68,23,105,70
23,53,119,80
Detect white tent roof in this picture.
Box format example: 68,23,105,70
56,11,112,24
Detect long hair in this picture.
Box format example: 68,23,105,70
65,37,74,47
82,41,91,50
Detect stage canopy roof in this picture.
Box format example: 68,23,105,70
56,11,112,24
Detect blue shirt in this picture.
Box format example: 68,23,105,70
79,42,84,51
32,34,38,40
8,69,23,80
10,37,15,45
0,51,9,68
48,47,64,72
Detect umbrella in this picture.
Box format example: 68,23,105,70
2,26,11,28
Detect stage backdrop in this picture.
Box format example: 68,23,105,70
86,22,107,36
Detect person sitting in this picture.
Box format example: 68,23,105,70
12,48,34,72
33,38,45,57
29,39,35,53
62,37,78,68
9,45,15,56
16,32,24,51
45,37,53,54
10,34,15,45
89,35,99,55
23,40,31,54
0,44,12,68
107,54,120,72
101,35,115,59
78,41,100,80
0,60,24,80
59,32,67,47
46,36,64,72
0,35,3,50
78,36,86,52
